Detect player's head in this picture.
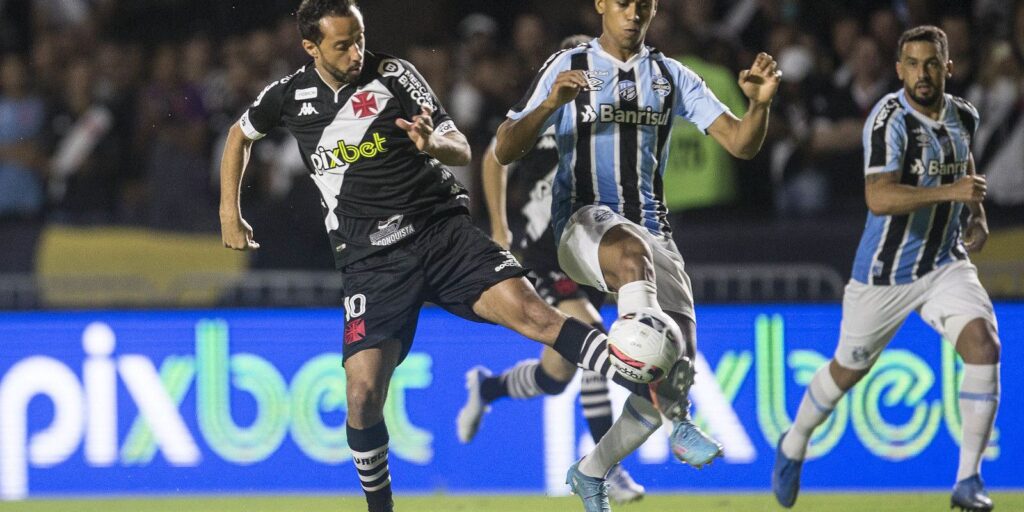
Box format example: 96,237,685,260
559,34,592,50
896,25,952,108
595,0,657,51
297,0,365,84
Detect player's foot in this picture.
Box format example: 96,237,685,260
950,474,994,511
566,460,612,512
606,464,644,504
772,430,804,508
456,366,492,444
650,357,696,421
669,419,722,468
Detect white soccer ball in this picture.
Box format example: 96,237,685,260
607,308,682,384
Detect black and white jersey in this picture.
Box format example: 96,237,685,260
506,129,560,264
239,51,469,268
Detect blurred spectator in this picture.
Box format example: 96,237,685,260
0,53,48,272
869,8,902,62
830,15,861,88
942,15,975,95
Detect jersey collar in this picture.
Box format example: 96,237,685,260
313,65,352,103
590,38,650,69
897,89,950,129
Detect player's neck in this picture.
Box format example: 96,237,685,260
314,63,346,93
905,92,945,121
596,34,643,62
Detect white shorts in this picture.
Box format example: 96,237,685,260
556,205,695,320
835,260,997,370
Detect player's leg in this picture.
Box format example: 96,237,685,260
773,280,915,508
917,262,1000,511
339,250,423,512
344,342,403,512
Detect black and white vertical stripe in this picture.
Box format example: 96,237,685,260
580,371,612,418
352,445,391,492
617,68,642,223
501,359,544,399
652,60,676,236
914,125,959,278
579,329,615,379
571,52,596,209
871,113,922,285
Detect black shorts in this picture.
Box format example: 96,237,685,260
340,212,529,363
521,227,606,310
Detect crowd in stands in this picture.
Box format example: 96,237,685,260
1,0,1022,272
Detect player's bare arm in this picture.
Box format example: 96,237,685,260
218,122,260,251
865,168,987,216
963,154,989,252
396,106,471,166
481,138,512,249
494,70,589,164
707,52,781,160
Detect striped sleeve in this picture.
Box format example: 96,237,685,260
506,48,574,125
863,96,906,175
950,96,980,145
239,77,289,140
668,59,729,134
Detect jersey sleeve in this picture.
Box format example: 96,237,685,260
863,98,906,175
670,61,729,134
505,49,573,130
381,57,459,136
239,78,287,140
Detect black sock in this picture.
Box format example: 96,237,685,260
348,420,393,512
580,371,614,442
480,375,508,402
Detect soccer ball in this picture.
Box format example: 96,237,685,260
607,308,682,384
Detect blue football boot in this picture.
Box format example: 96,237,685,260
566,460,611,512
951,474,994,511
652,358,723,467
772,430,804,508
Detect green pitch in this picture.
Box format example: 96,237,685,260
2,493,1023,512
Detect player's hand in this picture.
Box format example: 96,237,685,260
949,175,987,203
221,215,260,251
738,52,782,106
963,215,989,253
542,70,589,109
396,105,435,152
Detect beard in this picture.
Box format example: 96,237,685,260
906,81,940,107
322,59,359,84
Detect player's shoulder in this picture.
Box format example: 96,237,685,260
866,91,906,130
650,50,699,83
947,93,980,122
537,43,589,75
370,51,416,78
252,64,313,106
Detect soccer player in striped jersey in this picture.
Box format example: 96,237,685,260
772,26,1001,512
495,1,780,509
456,35,644,505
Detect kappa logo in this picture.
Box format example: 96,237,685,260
298,102,319,116
617,80,638,102
352,91,379,118
579,104,597,123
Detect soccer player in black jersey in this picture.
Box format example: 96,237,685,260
219,2,652,511
455,34,645,505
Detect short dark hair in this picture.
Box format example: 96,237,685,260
297,0,359,44
897,25,949,61
559,34,592,50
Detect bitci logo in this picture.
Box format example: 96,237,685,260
345,318,366,344
352,91,379,118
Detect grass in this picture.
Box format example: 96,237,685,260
3,492,1023,512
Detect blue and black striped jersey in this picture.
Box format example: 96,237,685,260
851,90,979,285
507,39,730,240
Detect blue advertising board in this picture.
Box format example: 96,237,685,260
0,303,1020,499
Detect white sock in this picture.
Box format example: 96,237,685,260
957,363,999,482
617,280,660,316
782,365,845,460
578,394,662,478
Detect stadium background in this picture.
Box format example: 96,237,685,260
1,0,1023,509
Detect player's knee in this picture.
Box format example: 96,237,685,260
346,380,387,422
829,359,870,391
957,320,1000,364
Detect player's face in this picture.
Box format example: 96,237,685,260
896,40,951,108
306,11,365,85
596,0,657,50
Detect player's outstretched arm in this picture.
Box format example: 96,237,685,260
481,138,512,249
396,106,471,166
864,168,987,216
707,52,781,160
219,122,260,251
495,70,588,165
